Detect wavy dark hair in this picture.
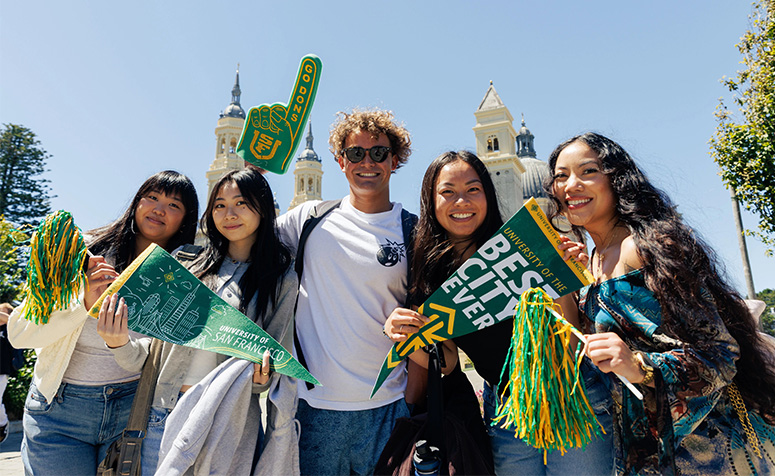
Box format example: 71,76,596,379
89,170,199,273
410,151,503,304
194,166,291,320
545,132,775,419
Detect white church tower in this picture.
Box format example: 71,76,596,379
206,66,247,198
472,81,526,220
289,123,323,210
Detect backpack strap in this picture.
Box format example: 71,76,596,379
400,209,418,307
294,200,343,279
293,200,342,390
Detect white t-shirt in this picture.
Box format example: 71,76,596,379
277,196,409,410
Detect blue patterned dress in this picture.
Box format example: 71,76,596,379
579,269,775,475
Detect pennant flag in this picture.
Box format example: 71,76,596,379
370,198,592,397
89,244,319,385
236,54,322,174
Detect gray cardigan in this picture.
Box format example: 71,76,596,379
109,262,298,409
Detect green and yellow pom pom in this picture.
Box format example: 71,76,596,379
493,288,603,460
20,210,88,324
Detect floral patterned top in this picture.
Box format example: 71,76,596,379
579,269,775,475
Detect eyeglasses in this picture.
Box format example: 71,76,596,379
342,146,392,163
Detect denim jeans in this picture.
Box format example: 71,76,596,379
140,405,172,476
296,398,410,476
21,379,138,476
483,360,615,476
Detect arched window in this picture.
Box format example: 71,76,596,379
229,138,237,153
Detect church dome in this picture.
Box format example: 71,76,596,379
222,103,245,119
521,157,550,199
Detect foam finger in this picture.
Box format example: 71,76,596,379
284,55,321,136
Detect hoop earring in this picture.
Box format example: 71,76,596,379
130,218,137,235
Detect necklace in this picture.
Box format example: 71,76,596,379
595,225,621,280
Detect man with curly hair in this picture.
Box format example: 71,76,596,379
277,108,415,475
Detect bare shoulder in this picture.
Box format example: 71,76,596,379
620,235,643,271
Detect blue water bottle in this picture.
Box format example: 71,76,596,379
413,439,441,476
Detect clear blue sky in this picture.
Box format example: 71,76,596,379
2,0,773,294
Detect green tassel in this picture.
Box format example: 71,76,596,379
493,288,604,459
20,210,88,324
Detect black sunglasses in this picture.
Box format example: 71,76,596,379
343,146,392,163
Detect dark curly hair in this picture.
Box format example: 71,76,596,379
89,170,199,273
195,166,291,320
410,151,503,304
328,108,412,171
545,132,775,420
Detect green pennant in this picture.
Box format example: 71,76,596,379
370,198,592,397
236,54,322,175
89,244,319,385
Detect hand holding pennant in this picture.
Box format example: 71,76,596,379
236,55,322,175
88,244,319,385
370,198,593,397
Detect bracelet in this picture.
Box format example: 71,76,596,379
634,351,655,386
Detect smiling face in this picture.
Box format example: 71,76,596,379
434,160,488,248
338,130,396,213
211,181,261,257
551,141,617,233
133,190,186,249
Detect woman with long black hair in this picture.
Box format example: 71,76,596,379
9,170,199,475
548,132,775,474
97,166,297,475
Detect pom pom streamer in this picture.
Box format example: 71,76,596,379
493,287,604,460
20,210,88,324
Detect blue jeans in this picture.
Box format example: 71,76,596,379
21,379,138,476
296,398,410,476
140,405,172,476
483,361,615,476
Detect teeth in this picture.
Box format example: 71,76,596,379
452,213,473,219
359,173,377,177
567,199,590,206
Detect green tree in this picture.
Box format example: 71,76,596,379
710,0,775,254
0,217,27,303
758,288,775,336
0,124,52,227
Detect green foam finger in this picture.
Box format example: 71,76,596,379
285,55,321,140
237,54,322,175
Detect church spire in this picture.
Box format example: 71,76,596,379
297,121,320,162
231,64,242,105
305,121,314,150
221,64,246,119
516,114,536,158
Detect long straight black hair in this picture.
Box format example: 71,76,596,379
410,151,503,304
194,166,291,320
545,132,775,420
89,170,199,273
